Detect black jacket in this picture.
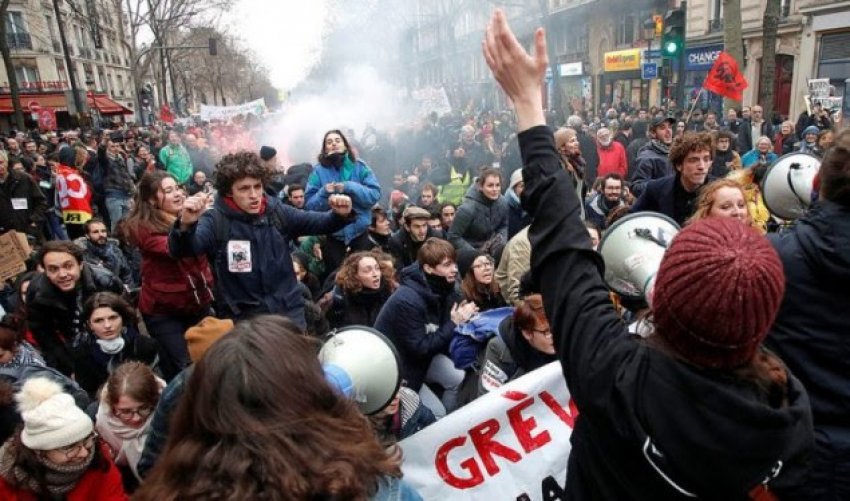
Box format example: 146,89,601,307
327,284,391,329
70,325,160,396
26,263,126,376
737,119,775,153
447,187,508,251
0,170,47,240
374,264,460,392
766,200,850,495
519,125,812,500
630,141,671,197
388,227,440,269
630,174,709,226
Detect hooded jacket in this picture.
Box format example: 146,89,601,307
304,157,381,244
477,315,556,397
447,187,508,251
168,195,350,327
766,200,850,496
374,264,460,392
26,263,125,376
520,125,812,500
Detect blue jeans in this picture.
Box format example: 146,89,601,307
46,211,68,240
105,195,131,233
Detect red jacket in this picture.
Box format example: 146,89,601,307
135,226,214,316
0,443,127,500
55,163,93,225
596,141,628,179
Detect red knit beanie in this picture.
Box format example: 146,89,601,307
652,218,785,369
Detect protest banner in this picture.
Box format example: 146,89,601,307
0,231,31,282
199,98,266,121
411,86,452,116
400,362,576,501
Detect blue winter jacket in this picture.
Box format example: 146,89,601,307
305,158,381,243
374,264,460,392
168,195,350,326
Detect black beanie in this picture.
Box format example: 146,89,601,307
259,146,276,161
456,248,485,279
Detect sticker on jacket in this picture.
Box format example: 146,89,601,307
227,240,252,272
11,198,28,210
480,360,508,393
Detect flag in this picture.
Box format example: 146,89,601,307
159,104,174,124
703,51,748,102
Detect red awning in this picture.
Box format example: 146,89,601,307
0,92,132,115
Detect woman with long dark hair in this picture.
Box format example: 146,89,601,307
134,315,420,500
120,171,214,380
456,248,505,312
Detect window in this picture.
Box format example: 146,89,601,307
97,66,106,91
84,63,95,88
14,59,40,83
5,11,31,50
615,13,636,46
55,59,67,83
116,74,124,96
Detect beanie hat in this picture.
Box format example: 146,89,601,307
259,145,277,161
509,169,524,192
185,316,234,363
651,218,785,369
390,190,408,207
15,377,92,450
456,248,485,279
802,125,819,138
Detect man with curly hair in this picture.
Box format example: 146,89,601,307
168,151,353,326
630,132,714,225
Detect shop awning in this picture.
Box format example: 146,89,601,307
0,92,132,115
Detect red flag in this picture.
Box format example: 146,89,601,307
159,104,174,124
703,51,748,102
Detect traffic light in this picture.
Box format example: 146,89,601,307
209,38,218,56
662,8,685,58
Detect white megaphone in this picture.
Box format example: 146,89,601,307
598,212,680,304
319,326,401,415
761,152,821,220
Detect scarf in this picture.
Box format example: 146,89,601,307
223,194,267,215
94,401,151,480
324,153,355,182
650,139,671,155
0,440,94,497
424,272,455,297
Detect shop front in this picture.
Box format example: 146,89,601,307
602,49,647,109
683,44,724,114
558,61,592,114
0,91,133,131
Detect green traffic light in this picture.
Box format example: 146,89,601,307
664,41,679,54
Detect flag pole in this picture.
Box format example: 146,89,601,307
685,88,705,124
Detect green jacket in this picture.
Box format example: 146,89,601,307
159,144,193,184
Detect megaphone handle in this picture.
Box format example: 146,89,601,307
785,168,810,207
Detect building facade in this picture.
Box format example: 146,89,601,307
0,0,135,130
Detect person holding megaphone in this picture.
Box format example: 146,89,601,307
483,9,812,500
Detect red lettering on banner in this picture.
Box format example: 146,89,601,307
502,390,528,401
506,396,551,453
539,392,579,428
469,419,522,476
435,436,484,489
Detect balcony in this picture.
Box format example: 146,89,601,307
708,18,724,33
7,32,32,50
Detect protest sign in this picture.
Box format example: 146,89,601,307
0,231,31,282
199,98,266,121
400,363,576,501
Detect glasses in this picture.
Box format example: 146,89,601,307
53,432,97,459
532,328,553,339
472,260,495,270
113,405,152,420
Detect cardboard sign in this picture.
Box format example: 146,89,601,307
400,363,576,500
0,231,31,283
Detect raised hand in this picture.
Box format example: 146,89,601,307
482,10,548,131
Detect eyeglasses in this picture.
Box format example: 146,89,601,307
532,328,553,339
113,405,152,420
472,260,495,270
53,432,97,459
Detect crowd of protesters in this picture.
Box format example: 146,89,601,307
0,12,844,498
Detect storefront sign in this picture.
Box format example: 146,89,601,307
559,62,583,77
604,49,642,72
19,81,68,91
685,45,724,71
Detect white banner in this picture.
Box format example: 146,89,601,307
807,78,831,98
400,362,576,500
411,86,452,115
199,98,266,121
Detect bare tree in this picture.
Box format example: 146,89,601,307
722,0,744,111
0,0,27,130
759,0,780,122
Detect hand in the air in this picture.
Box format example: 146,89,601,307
328,194,353,217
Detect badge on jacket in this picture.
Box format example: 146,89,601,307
227,240,252,272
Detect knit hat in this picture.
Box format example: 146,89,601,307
185,316,234,363
15,377,92,450
259,145,277,161
390,190,408,207
509,169,524,192
802,125,819,138
652,218,785,369
456,248,485,278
